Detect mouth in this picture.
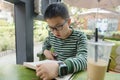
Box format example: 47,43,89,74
56,35,61,38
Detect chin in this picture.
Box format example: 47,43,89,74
56,36,64,39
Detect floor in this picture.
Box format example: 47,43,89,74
0,42,43,65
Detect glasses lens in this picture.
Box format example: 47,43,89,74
55,20,67,31
47,20,67,31
55,25,63,31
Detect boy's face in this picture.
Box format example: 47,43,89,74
46,17,71,39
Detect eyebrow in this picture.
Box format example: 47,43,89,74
48,23,62,28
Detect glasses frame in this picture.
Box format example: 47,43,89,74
47,20,67,32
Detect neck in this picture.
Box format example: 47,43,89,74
63,29,72,39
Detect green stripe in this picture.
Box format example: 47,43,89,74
42,29,87,74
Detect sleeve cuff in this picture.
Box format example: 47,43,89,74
64,60,74,74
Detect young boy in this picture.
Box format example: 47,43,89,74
36,2,87,80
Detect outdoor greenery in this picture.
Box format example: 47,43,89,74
0,20,49,52
0,20,9,26
34,20,48,42
0,27,15,51
104,31,120,41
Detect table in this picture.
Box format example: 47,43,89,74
0,64,119,80
72,71,120,80
0,64,39,80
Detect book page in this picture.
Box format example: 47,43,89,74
23,60,54,70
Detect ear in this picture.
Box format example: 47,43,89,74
67,18,71,26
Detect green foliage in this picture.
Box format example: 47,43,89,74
80,30,94,39
0,37,11,51
69,6,87,29
0,27,15,51
104,31,120,41
34,20,48,42
0,20,9,26
0,20,49,52
0,19,14,27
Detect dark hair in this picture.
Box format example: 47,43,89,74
44,2,70,20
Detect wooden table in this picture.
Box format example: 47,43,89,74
0,64,119,80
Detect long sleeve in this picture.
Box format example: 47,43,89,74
42,36,51,52
42,29,87,74
64,32,87,73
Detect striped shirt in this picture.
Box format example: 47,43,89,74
42,28,87,74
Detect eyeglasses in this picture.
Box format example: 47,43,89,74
47,20,67,32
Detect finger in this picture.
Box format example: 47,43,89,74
52,53,58,60
43,77,48,80
40,74,45,79
47,56,54,60
36,65,42,72
36,68,44,76
50,55,55,60
36,70,43,77
51,53,55,56
36,64,41,67
49,57,54,60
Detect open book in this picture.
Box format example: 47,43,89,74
23,60,73,80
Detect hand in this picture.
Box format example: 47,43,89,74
36,61,59,80
44,50,55,60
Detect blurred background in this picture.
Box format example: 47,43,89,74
0,0,120,66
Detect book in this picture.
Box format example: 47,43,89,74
23,60,53,70
23,60,73,80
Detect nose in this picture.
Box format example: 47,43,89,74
53,30,59,35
